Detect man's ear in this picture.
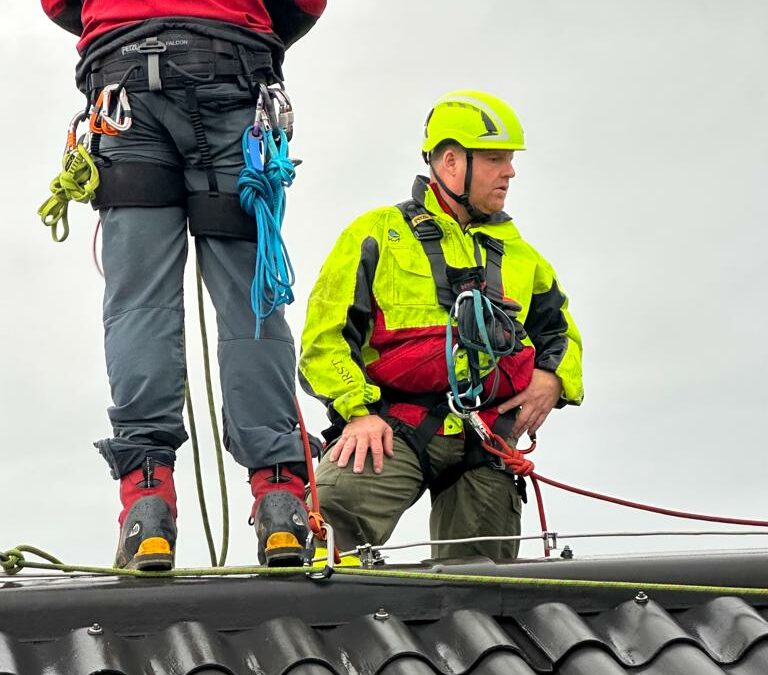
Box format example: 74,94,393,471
442,148,458,177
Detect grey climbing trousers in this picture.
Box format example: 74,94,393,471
93,81,305,478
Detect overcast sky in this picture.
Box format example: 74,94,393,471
2,0,767,571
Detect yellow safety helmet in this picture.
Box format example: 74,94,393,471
422,90,526,156
422,90,525,220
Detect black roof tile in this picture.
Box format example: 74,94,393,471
677,597,768,663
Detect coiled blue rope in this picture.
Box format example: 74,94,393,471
238,126,296,337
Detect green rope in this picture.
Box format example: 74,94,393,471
0,545,63,575
37,144,100,242
0,548,305,578
332,567,768,597
4,546,768,596
195,264,230,567
186,380,218,566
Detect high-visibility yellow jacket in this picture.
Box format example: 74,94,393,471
299,177,583,433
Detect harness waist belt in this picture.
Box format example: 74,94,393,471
86,33,273,92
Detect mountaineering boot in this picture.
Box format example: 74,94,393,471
250,465,313,567
115,459,177,571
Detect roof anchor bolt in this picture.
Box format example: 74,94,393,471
560,545,574,560
634,591,649,605
356,543,386,568
374,608,389,621
87,623,103,635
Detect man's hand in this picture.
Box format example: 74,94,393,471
498,369,562,439
330,414,395,474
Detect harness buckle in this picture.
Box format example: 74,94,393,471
412,219,443,241
135,37,167,91
136,37,168,54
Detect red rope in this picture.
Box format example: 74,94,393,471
482,432,768,557
295,397,319,510
295,407,768,559
532,472,768,528
295,397,340,563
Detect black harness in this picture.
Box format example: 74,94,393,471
385,198,527,502
85,31,275,242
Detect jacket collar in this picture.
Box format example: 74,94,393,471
411,175,512,226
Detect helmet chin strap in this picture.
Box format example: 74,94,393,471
430,149,490,223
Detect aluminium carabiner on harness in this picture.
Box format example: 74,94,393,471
253,83,296,141
254,83,277,137
66,109,91,153
446,393,489,441
269,86,295,141
89,84,133,136
99,83,133,133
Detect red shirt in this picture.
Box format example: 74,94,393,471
41,0,326,51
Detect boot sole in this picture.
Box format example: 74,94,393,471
124,536,175,571
265,546,305,567
125,553,175,571
264,532,305,567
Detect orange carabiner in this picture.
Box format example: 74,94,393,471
89,90,120,136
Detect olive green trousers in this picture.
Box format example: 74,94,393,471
310,433,522,561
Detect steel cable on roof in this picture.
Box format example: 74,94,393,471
472,427,768,557
340,529,768,557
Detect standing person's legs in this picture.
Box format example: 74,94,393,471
91,88,190,570
161,81,306,470
94,89,189,479
161,81,311,564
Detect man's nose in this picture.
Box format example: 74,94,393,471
503,160,516,179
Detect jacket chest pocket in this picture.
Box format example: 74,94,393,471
388,247,438,307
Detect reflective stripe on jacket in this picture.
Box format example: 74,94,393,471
299,176,583,431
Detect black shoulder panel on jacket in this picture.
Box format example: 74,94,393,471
50,0,84,36
263,0,321,48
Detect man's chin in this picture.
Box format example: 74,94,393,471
483,200,506,215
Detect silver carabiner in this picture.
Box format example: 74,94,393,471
252,85,270,138
450,289,475,320
99,84,133,132
466,410,491,442
270,86,294,138
306,521,335,580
